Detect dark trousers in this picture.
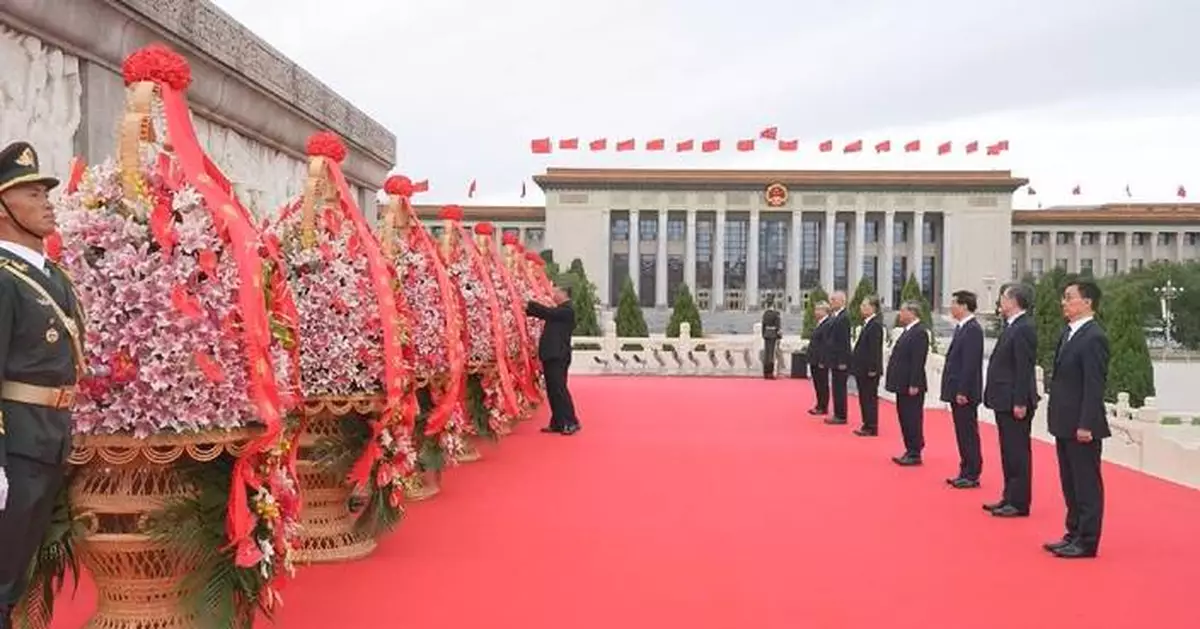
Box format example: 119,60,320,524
895,393,926,456
810,366,830,412
542,357,578,431
995,411,1033,511
0,455,66,613
762,339,778,379
951,403,983,480
1055,437,1104,550
831,368,849,420
856,375,879,431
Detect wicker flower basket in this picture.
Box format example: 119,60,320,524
293,396,382,563
67,429,261,629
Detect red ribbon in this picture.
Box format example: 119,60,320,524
454,224,520,418
483,244,539,401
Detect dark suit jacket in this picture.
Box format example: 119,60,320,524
885,323,929,395
525,299,574,362
808,317,830,367
761,309,781,341
0,249,85,466
983,312,1039,412
940,317,984,405
828,309,852,369
852,316,884,379
1047,320,1111,440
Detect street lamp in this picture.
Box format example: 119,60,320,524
1154,278,1184,349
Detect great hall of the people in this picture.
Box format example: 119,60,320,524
413,168,1200,312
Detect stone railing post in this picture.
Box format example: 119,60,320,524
1134,396,1160,424
679,322,694,354
752,322,764,363
603,319,618,354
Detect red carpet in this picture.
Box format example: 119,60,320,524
51,377,1199,628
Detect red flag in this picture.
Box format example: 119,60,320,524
875,140,891,153
986,143,1003,155
778,139,799,152
65,157,86,193
759,126,778,140
616,139,635,151
676,139,695,152
530,138,552,154
904,140,920,153
558,138,579,150
819,140,834,153
1178,185,1188,199
589,138,607,151
468,179,477,198
843,140,863,153
965,141,979,154
701,139,721,153
413,179,429,193
1071,185,1081,196
996,140,1010,151
521,182,527,198
645,139,666,151
937,142,952,155
736,139,755,152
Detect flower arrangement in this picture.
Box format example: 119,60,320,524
46,43,302,626
474,224,539,413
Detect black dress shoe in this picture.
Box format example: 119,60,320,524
540,426,562,433
853,428,877,437
824,417,848,425
982,500,1007,512
951,478,980,489
1051,542,1097,559
892,455,923,466
990,505,1030,518
1042,537,1074,553
561,424,581,436
807,408,826,416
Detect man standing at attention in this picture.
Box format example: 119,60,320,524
0,142,84,629
884,301,929,465
526,286,581,436
807,301,832,417
983,283,1039,518
825,291,852,425
941,290,985,488
851,296,884,437
760,296,782,380
1044,279,1109,558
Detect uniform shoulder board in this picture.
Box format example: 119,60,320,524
0,256,29,273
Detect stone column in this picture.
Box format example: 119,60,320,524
882,210,896,307
912,210,925,290
1150,231,1160,262
628,209,640,295
1123,231,1133,271
1098,232,1108,277
1048,230,1058,270
940,212,952,308
747,209,761,308
852,209,866,290
1074,230,1083,273
1177,231,1186,262
656,210,669,306
1023,229,1033,276
713,208,726,309
822,210,836,290
788,210,803,309
685,210,697,293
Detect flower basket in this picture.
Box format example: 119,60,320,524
473,225,539,423
46,44,303,629
264,133,418,562
378,178,467,484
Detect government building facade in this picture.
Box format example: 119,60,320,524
416,168,1200,312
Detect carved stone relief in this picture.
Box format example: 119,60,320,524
0,25,82,182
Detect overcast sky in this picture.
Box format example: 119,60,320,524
211,0,1199,209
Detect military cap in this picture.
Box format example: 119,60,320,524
0,142,60,195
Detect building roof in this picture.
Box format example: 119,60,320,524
1013,203,1200,225
533,167,1029,193
408,204,546,221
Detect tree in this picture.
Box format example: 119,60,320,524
1033,267,1072,377
666,283,703,337
893,273,937,351
848,276,876,328
615,277,648,338
1099,287,1155,406
801,286,829,339
557,258,601,336
539,249,560,283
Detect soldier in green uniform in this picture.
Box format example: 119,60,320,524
0,142,84,629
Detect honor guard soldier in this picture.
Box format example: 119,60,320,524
0,142,85,628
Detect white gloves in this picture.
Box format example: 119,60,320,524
0,467,7,512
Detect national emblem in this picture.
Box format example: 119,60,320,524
765,182,788,208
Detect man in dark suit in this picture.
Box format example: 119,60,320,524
884,301,929,465
526,286,580,436
1044,279,1110,558
760,297,781,379
0,142,85,629
852,295,884,437
940,290,985,488
825,291,852,425
983,283,1039,517
807,301,831,416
